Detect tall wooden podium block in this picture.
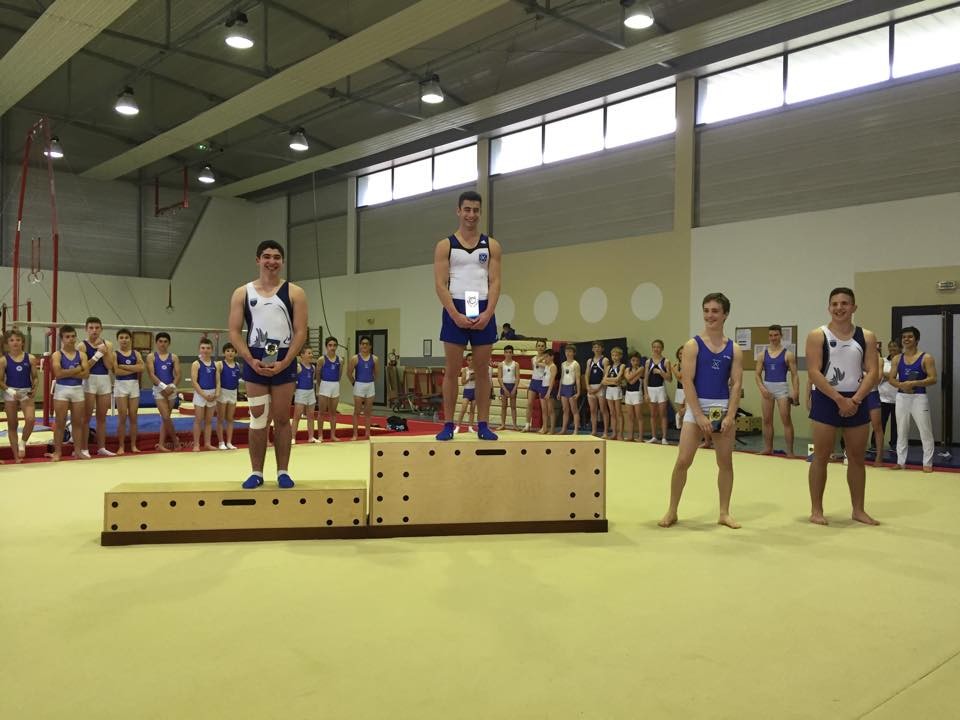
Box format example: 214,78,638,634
368,435,606,535
102,481,367,545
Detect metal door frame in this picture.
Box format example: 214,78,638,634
891,304,959,446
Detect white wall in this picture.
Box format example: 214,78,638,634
299,264,437,357
170,197,261,335
689,192,960,342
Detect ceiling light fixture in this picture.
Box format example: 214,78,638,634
114,86,140,116
621,1,655,30
43,136,64,159
420,74,444,104
288,128,309,152
198,164,216,184
225,12,254,49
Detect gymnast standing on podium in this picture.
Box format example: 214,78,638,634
434,191,502,441
228,240,308,489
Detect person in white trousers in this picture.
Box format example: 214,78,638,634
888,326,937,472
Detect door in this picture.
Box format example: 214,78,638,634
355,329,388,405
953,313,960,448
892,305,959,446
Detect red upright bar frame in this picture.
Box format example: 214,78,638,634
11,117,61,425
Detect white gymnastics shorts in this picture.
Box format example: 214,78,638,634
317,380,340,399
193,391,218,408
4,387,32,403
684,398,730,425
294,388,317,406
218,388,238,405
113,381,140,399
152,385,177,402
763,381,790,400
647,386,667,404
83,374,112,396
53,384,84,403
353,381,375,399
604,386,622,401
624,390,642,406
674,388,686,404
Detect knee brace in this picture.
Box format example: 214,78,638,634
248,395,271,430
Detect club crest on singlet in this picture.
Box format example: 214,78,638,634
479,252,488,263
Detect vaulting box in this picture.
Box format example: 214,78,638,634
369,435,606,529
102,481,367,545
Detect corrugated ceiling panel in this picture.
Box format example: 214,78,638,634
289,180,347,225
357,188,462,272
697,70,960,226
140,195,209,279
213,0,856,196
288,215,347,281
83,0,510,181
0,0,140,115
2,163,138,276
492,139,675,251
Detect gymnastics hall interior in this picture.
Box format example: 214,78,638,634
2,1,960,719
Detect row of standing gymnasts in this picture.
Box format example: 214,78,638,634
0,321,387,462
453,340,689,441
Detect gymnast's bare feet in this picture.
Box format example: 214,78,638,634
718,513,741,529
809,512,828,526
852,510,879,525
658,512,678,528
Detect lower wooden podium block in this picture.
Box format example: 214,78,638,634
368,434,606,532
102,481,367,546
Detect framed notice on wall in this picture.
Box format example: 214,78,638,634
132,332,152,353
734,325,798,371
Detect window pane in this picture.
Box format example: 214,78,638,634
392,158,432,200
491,127,543,175
605,87,677,149
544,109,604,163
697,57,784,124
894,8,960,78
433,145,478,190
786,28,890,104
357,169,391,207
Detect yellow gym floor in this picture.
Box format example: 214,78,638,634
1,435,958,719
